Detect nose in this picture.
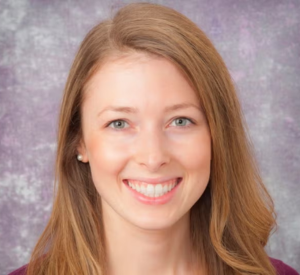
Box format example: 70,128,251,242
133,128,170,172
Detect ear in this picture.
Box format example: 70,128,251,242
77,139,89,163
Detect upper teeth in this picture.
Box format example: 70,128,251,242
128,179,178,198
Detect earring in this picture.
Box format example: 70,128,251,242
77,154,83,161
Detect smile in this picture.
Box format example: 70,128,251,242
124,178,182,198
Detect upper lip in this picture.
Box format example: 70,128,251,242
124,177,181,184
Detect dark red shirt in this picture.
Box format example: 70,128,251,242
8,258,299,275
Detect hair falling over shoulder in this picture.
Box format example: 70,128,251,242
26,3,277,275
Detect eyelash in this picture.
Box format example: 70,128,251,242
106,117,195,130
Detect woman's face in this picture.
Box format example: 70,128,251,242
79,53,211,230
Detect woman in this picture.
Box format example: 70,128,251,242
9,2,298,275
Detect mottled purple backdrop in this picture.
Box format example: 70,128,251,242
0,0,299,274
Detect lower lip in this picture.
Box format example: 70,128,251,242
123,178,182,205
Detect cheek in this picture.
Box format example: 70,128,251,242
86,134,130,179
174,132,211,173
179,133,211,202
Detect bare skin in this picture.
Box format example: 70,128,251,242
103,207,198,275
78,53,210,275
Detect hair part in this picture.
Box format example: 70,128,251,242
27,3,276,275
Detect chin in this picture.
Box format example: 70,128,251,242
126,211,190,231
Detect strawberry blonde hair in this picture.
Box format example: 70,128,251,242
27,3,276,274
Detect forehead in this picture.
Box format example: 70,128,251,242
83,53,200,108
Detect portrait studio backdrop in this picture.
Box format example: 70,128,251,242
0,0,299,274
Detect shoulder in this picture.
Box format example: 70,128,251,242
8,264,28,275
270,257,299,275
7,259,299,275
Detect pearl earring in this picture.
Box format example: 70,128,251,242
77,154,83,161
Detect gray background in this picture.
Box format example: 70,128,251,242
0,0,299,274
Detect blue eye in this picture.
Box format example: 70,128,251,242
108,120,128,129
170,117,193,127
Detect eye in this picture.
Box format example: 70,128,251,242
170,117,193,127
108,120,129,129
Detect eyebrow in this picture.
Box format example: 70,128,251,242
97,103,201,117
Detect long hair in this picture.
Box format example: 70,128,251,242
27,3,276,275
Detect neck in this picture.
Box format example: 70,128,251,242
102,205,200,275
